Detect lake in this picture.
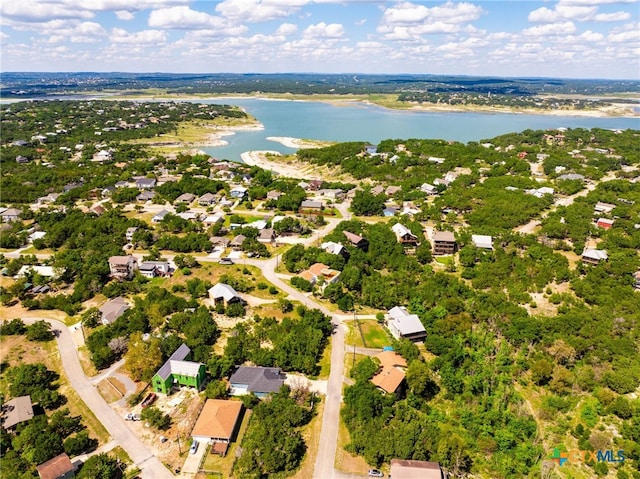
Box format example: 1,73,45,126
202,98,640,161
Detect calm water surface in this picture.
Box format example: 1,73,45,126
202,98,640,161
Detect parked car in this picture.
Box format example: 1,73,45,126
141,392,157,408
219,257,234,265
189,441,199,455
368,470,384,478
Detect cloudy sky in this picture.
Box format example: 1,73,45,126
1,0,638,79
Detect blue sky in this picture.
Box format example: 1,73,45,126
1,1,638,79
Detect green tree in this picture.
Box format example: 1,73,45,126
77,453,122,479
124,332,162,382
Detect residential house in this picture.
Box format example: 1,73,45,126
370,185,385,196
99,297,130,325
321,241,346,257
387,306,426,342
125,227,138,242
90,204,106,216
343,231,368,250
92,150,112,163
209,236,230,248
152,209,171,223
36,453,75,479
365,145,378,155
390,459,444,479
36,193,61,205
581,248,608,265
198,192,217,206
317,189,344,200
392,223,418,246
229,234,246,249
432,230,457,255
383,206,398,217
229,366,285,398
28,231,47,244
300,200,323,210
15,265,58,279
525,186,554,198
209,283,242,307
175,193,195,204
308,179,323,191
298,263,341,286
16,155,30,164
371,351,407,395
427,156,445,164
136,190,156,202
203,214,225,226
258,228,276,244
248,219,268,230
139,261,171,278
385,186,401,196
594,201,615,214
115,180,130,188
229,186,248,199
177,211,199,221
108,255,138,280
420,183,438,195
1,208,21,222
191,399,244,448
2,396,34,430
266,190,282,201
596,218,614,230
557,173,585,181
152,344,206,395
135,178,156,190
471,234,493,250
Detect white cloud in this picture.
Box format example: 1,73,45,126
276,23,298,36
0,31,8,39
303,22,344,39
115,10,135,20
110,27,166,44
0,1,94,21
215,0,307,23
528,0,632,23
378,1,484,40
149,6,225,29
523,21,577,36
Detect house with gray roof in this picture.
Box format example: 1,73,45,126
2,396,34,430
152,344,206,394
99,297,130,325
387,306,426,342
229,366,286,398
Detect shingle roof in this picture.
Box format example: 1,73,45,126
191,399,243,440
432,230,455,242
2,395,34,429
229,366,285,394
36,453,74,479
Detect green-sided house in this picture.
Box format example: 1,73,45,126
152,344,206,395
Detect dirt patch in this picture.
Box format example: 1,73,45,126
97,378,126,403
0,303,68,323
115,388,206,473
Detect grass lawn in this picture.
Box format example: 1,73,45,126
344,319,390,349
200,409,252,477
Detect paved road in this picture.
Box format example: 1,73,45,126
23,318,173,479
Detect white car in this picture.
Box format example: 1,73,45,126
368,470,384,478
189,441,199,455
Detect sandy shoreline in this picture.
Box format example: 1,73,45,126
240,150,324,180
266,136,329,149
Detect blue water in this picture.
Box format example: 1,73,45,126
201,98,640,162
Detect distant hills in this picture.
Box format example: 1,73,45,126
1,72,639,99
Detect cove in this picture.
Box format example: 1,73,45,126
201,98,640,162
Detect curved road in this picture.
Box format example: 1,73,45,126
23,318,173,479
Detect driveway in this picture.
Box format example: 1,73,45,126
23,318,173,479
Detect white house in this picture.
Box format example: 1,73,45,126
387,306,426,342
471,234,493,250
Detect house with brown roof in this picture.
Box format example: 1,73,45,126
371,351,407,395
298,263,340,287
191,399,244,447
432,230,457,255
343,230,368,250
390,459,443,479
258,228,276,244
2,395,34,430
36,453,75,479
108,255,138,280
198,192,217,206
175,193,196,204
